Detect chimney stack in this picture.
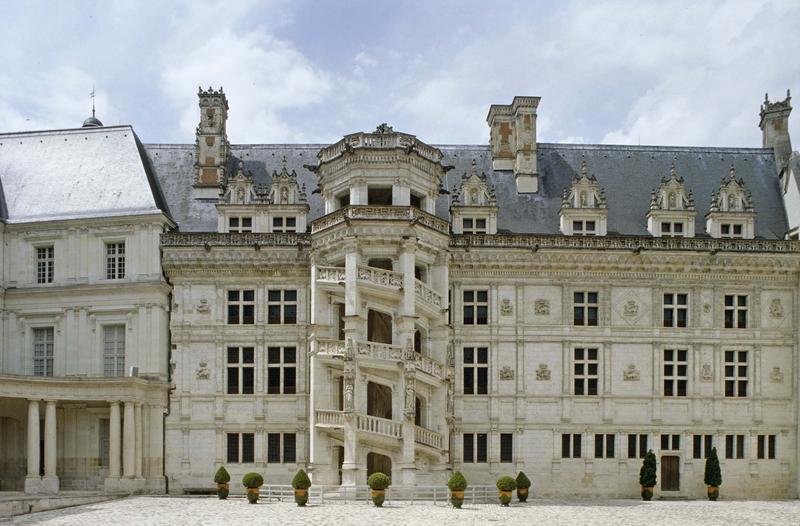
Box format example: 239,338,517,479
487,96,541,193
759,90,792,175
194,86,230,199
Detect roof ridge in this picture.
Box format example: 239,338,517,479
0,125,133,138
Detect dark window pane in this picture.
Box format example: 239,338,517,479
477,348,488,363
284,368,296,394
243,290,254,301
628,435,637,458
284,347,297,363
226,434,238,463
268,306,281,324
268,347,281,363
574,379,584,395
227,368,239,394
663,309,673,327
737,310,747,328
725,380,734,397
588,349,597,360
664,381,673,396
661,435,669,450
607,435,615,458
283,434,296,463
757,435,765,459
677,380,686,396
228,290,239,301
736,435,744,459
477,368,488,394
574,435,582,458
268,368,281,394
242,433,254,463
284,305,297,324
463,306,474,324
477,291,488,302
227,347,239,363
677,294,687,305
463,434,474,463
588,379,598,395
725,435,734,459
693,435,702,459
268,433,281,463
588,292,598,304
562,434,571,458
463,347,474,364
228,306,239,324
595,436,604,458
737,381,747,397
242,305,254,324
724,295,734,307
768,435,776,459
242,368,254,394
587,307,598,326
242,347,254,363
285,290,297,302
500,433,513,463
476,306,488,324
268,290,281,302
476,433,487,462
463,368,474,395
664,294,674,305
463,291,473,302
677,310,687,327
574,292,584,303
575,348,584,360
705,435,712,457
574,307,584,325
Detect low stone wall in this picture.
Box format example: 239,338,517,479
0,492,127,519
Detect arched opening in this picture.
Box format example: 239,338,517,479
367,309,393,344
368,258,393,271
366,452,392,482
414,396,424,427
368,187,393,205
367,381,393,419
414,329,422,355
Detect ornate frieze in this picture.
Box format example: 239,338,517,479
499,366,515,380
623,364,640,382
311,205,450,235
535,364,551,381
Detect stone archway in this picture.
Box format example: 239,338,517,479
366,452,392,482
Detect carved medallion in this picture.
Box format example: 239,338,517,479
499,366,514,380
623,300,639,317
700,363,713,382
195,298,211,313
196,361,210,380
500,299,513,316
535,363,551,381
623,363,640,381
770,366,784,383
769,298,784,319
534,299,550,316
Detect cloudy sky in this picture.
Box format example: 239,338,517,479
2,0,799,148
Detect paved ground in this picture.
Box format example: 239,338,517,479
7,495,800,525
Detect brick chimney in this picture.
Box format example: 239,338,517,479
759,90,792,175
487,96,541,193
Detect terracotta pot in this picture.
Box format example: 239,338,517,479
707,485,719,501
246,487,260,504
641,486,653,501
517,487,529,502
498,490,513,507
294,488,308,507
450,489,465,509
216,482,229,500
371,489,385,507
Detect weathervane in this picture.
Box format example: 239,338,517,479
89,86,96,118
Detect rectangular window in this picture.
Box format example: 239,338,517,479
462,218,487,234
226,432,255,463
725,434,745,459
37,246,54,284
105,242,125,280
572,220,596,236
661,222,685,237
724,294,748,328
594,434,615,458
627,434,648,459
33,327,54,377
720,224,743,239
227,346,255,394
724,351,748,397
500,433,513,463
573,348,598,395
227,290,255,324
272,217,297,233
267,432,297,463
462,290,488,325
283,433,297,463
99,418,110,467
267,346,296,394
757,435,776,460
663,293,688,328
693,434,714,459
660,434,681,451
561,433,582,458
663,349,687,396
268,433,281,463
573,291,599,326
229,217,253,233
463,433,487,463
103,325,126,377
463,347,489,395
268,289,297,324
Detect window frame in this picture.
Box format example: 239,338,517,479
267,346,297,395
226,346,255,395
227,289,255,325
462,346,489,395
561,433,582,459
725,434,745,459
573,291,599,326
572,220,597,236
103,325,126,378
663,349,688,397
724,294,748,329
226,432,255,464
272,216,297,233
36,245,55,284
33,327,55,377
499,433,513,463
757,434,776,460
105,242,126,280
267,432,297,463
267,289,298,325
692,434,714,459
627,434,648,459
663,292,688,328
462,289,489,325
462,217,487,234
228,216,253,233
594,433,615,459
724,350,748,398
573,347,599,396
462,432,488,463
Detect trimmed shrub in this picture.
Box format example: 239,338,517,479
214,466,230,484
242,472,264,489
704,447,722,487
495,476,517,492
447,471,468,491
367,472,391,490
639,450,657,488
292,469,312,490
515,472,531,489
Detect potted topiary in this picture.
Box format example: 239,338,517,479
241,472,264,504
291,469,312,507
447,471,467,509
367,472,391,507
704,447,722,501
515,472,531,502
214,466,230,499
495,475,517,506
639,450,657,501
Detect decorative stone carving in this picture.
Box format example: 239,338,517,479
500,299,513,316
196,362,210,380
534,299,550,315
769,298,784,319
700,363,713,382
623,364,640,381
404,375,416,421
535,363,551,381
343,371,355,412
703,303,712,314
623,300,639,317
499,366,515,380
770,366,784,383
195,298,210,313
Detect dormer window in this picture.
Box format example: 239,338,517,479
272,217,296,233
720,224,744,239
706,166,756,239
559,160,608,236
660,222,685,237
647,165,696,238
450,160,498,235
463,218,487,234
229,217,252,233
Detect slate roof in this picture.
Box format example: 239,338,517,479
0,126,169,223
144,141,788,239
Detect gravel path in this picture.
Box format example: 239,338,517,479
8,496,800,525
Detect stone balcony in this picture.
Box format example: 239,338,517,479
313,409,443,450
414,278,444,317
311,205,450,235
312,339,445,382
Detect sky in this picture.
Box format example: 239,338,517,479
2,0,799,148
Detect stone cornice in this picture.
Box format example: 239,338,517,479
161,232,310,248
311,205,450,235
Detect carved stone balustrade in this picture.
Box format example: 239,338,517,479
415,355,446,380
415,278,443,309
357,265,403,290
316,266,346,283
314,339,345,358
311,206,450,235
414,425,443,449
161,232,309,248
356,414,402,439
355,340,404,362
315,409,345,428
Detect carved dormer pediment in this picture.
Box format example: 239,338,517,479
647,165,697,237
450,159,498,234
269,156,308,206
561,160,607,210
220,160,259,205
705,166,756,239
559,160,609,236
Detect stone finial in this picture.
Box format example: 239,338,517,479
375,123,394,134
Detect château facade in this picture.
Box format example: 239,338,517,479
1,88,799,499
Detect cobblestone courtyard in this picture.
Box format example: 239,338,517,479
7,496,800,525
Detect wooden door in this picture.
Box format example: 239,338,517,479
661,455,680,491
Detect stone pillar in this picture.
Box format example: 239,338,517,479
123,402,136,478
24,399,40,494
42,400,59,493
108,401,121,480
398,239,417,485
134,404,143,478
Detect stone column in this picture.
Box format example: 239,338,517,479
134,404,143,478
25,399,41,494
123,402,136,478
42,400,59,493
108,401,121,480
398,239,417,485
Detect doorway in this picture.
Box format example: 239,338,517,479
366,452,392,481
367,382,393,419
661,455,680,491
